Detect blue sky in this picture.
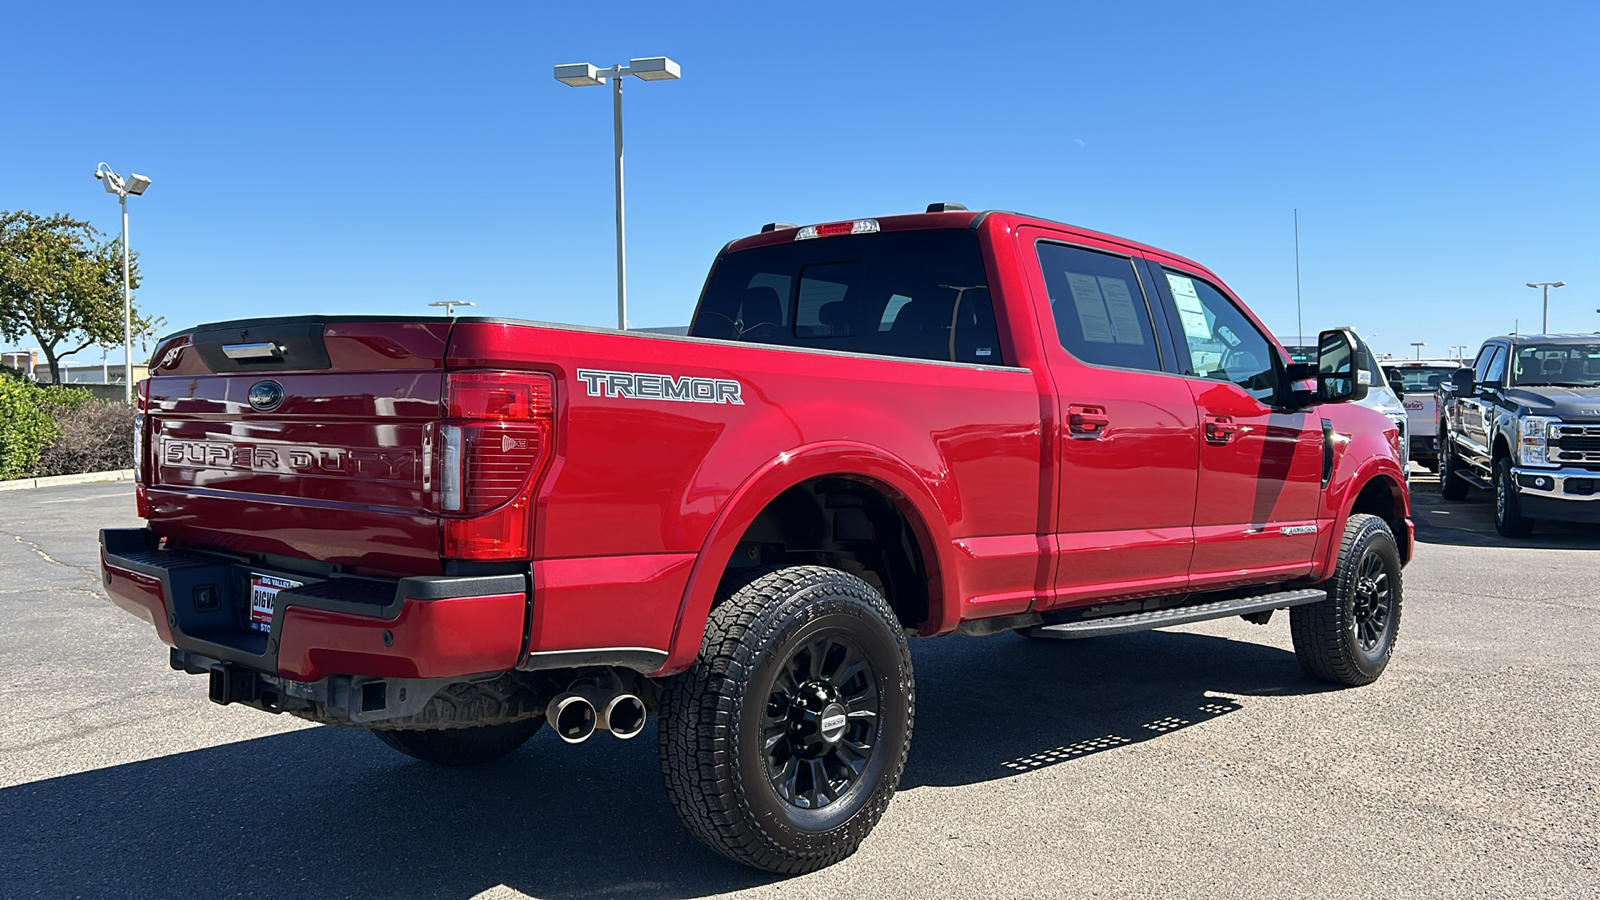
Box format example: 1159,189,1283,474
3,0,1596,366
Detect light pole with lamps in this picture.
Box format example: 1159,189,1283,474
1526,281,1565,334
93,163,151,403
1410,341,1426,360
554,57,681,331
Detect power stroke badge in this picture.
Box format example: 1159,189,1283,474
576,368,744,405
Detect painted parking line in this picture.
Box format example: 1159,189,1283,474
38,492,136,504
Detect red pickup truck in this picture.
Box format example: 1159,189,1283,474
101,206,1412,873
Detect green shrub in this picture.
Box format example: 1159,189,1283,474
41,383,95,412
0,372,59,480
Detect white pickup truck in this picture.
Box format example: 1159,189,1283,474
1386,359,1468,471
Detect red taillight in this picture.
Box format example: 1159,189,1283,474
439,371,556,560
133,378,151,507
446,371,554,420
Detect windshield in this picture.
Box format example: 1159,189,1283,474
1510,343,1600,386
1391,366,1459,393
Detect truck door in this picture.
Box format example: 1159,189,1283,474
1457,343,1506,465
1017,229,1199,607
1148,263,1325,586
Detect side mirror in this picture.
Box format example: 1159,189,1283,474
1317,328,1370,403
1451,367,1476,394
1387,373,1408,396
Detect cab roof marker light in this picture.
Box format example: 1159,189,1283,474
794,219,880,240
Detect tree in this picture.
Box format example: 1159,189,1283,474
0,210,163,384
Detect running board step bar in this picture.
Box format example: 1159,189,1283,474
1025,589,1329,640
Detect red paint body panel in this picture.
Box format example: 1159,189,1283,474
530,554,695,653
116,211,1413,684
276,593,525,682
101,550,174,645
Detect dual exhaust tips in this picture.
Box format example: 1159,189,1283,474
546,688,647,744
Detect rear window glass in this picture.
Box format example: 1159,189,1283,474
1392,366,1459,392
689,231,1003,365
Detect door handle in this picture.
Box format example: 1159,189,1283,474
1067,405,1110,440
1204,415,1239,445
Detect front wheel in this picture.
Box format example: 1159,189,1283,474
1291,513,1403,687
1494,457,1535,537
658,566,914,874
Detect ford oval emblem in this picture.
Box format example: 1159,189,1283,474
248,380,285,412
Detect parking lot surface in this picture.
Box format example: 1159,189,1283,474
2,478,1596,899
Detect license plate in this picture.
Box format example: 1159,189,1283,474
249,574,302,633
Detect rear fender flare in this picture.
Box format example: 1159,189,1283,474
653,441,953,676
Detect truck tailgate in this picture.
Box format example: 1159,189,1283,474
144,319,450,574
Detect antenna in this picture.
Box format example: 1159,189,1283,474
1294,209,1303,345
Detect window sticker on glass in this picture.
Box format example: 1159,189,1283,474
1165,273,1212,340
1065,272,1116,344
1096,277,1146,346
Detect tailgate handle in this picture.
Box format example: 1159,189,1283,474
222,342,283,361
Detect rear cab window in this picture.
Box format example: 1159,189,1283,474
689,230,1004,365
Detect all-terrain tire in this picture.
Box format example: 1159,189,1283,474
1494,457,1535,538
658,565,914,874
1438,433,1469,501
373,717,543,766
1290,513,1403,687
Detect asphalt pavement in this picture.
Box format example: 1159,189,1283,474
2,477,1596,899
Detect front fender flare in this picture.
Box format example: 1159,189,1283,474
1318,455,1413,576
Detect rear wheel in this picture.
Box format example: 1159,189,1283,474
1438,433,1469,500
1291,513,1403,687
658,566,913,874
373,718,543,766
1494,457,1535,537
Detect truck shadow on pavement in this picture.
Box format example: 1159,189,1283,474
1408,476,1600,549
3,630,1321,899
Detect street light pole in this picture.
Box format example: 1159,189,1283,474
94,163,151,404
1411,341,1426,360
120,189,131,400
1527,281,1566,334
613,72,627,332
554,57,681,331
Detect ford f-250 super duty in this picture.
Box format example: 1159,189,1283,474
1438,333,1600,536
100,205,1412,873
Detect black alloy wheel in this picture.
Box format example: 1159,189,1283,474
1348,545,1393,654
1291,513,1403,686
763,631,880,810
658,565,913,874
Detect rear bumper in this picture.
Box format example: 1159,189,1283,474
100,527,526,683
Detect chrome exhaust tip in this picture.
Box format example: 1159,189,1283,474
546,692,597,744
601,693,647,740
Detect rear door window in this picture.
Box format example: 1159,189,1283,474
1035,242,1163,372
690,230,1003,365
